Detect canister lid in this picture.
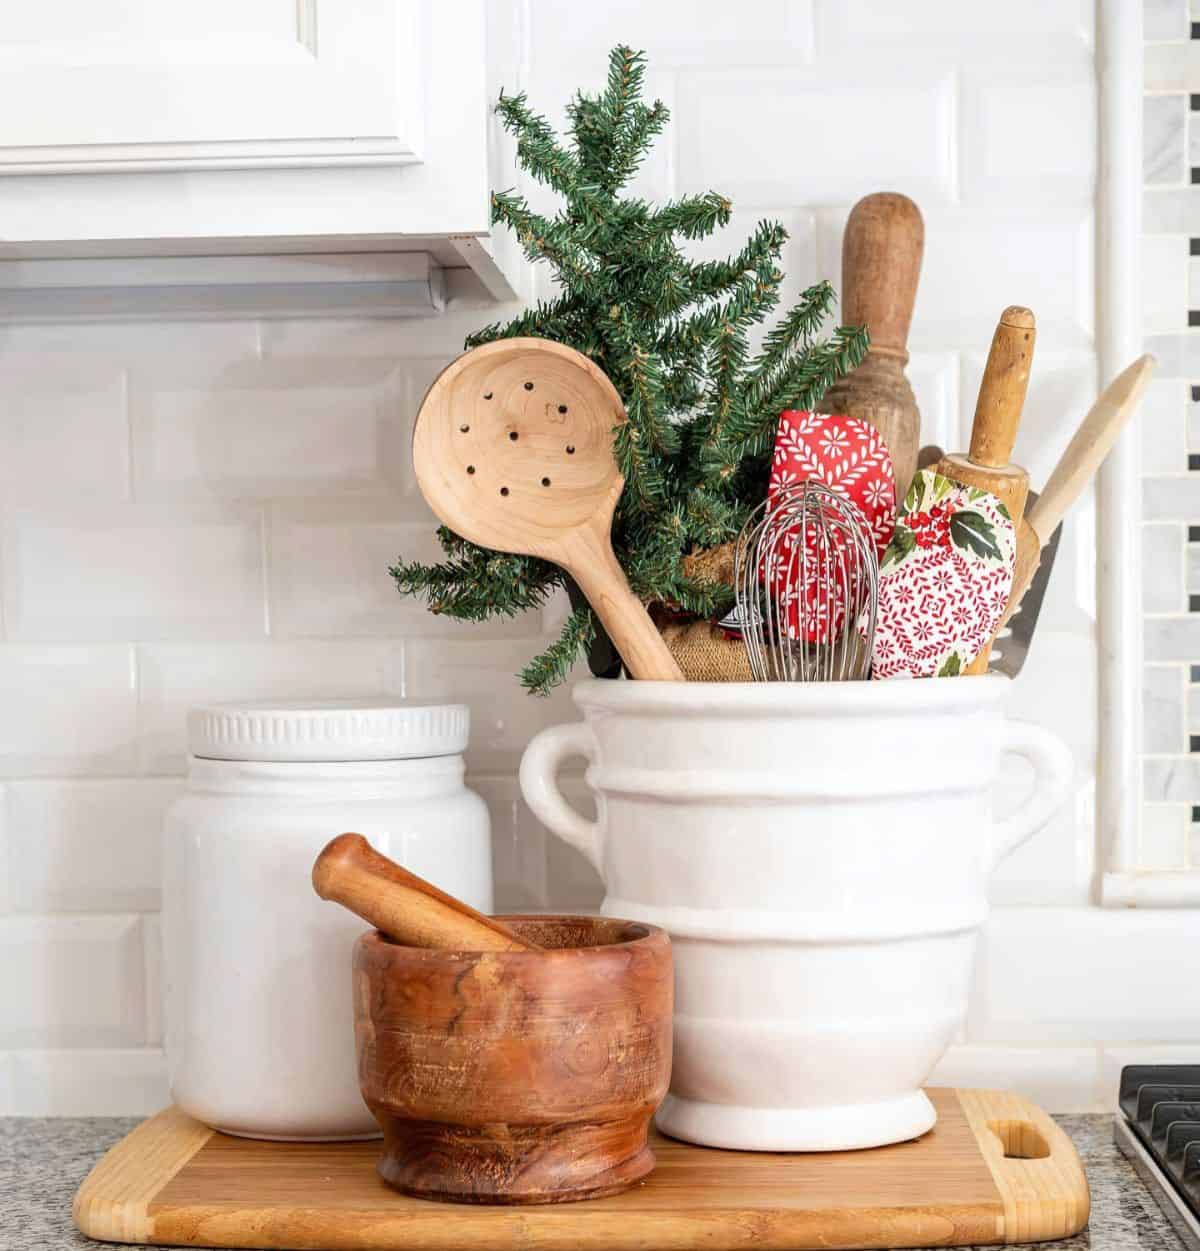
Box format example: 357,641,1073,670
186,698,470,763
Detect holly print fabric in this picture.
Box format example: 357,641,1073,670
871,469,1015,679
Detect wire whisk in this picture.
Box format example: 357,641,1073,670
732,480,879,682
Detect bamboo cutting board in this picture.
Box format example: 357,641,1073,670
74,1088,1088,1251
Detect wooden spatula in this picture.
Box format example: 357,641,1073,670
413,337,684,682
313,833,540,952
991,353,1158,657
936,306,1036,673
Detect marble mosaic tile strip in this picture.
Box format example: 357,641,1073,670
1145,524,1185,610
1145,188,1200,231
1146,95,1188,183
1146,664,1186,752
1144,334,1200,376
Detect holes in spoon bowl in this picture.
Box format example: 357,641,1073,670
566,445,576,455
541,477,551,487
509,431,519,441
500,486,510,496
524,381,534,391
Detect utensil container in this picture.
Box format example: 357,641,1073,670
354,915,673,1205
163,699,490,1142
520,676,1072,1152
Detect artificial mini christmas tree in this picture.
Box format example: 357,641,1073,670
392,46,868,694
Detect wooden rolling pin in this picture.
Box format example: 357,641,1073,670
999,353,1157,633
936,307,1036,674
817,191,924,499
313,833,539,952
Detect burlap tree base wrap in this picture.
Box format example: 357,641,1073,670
655,542,752,682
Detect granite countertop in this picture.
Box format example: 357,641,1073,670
1,1114,1186,1251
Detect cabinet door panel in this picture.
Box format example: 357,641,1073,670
0,0,423,173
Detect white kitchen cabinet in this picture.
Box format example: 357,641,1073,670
0,0,523,311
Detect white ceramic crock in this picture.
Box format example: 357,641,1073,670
163,699,491,1142
520,676,1072,1152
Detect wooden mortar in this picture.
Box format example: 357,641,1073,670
354,915,673,1205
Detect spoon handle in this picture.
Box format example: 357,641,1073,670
563,529,685,682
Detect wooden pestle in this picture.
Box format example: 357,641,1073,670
817,192,924,499
312,833,539,952
936,307,1036,674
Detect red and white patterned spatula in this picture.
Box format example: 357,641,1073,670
765,410,896,643
871,468,1016,678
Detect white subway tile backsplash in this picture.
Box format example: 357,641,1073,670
970,908,1200,1044
405,638,580,772
0,366,128,505
4,502,265,642
0,915,144,1048
132,358,407,500
965,75,1094,201
136,639,397,773
267,498,541,640
4,780,179,913
823,0,1093,48
1145,664,1186,753
908,218,1095,350
676,70,954,207
1143,524,1185,611
8,1049,167,1116
929,1046,1101,1114
0,645,137,777
470,774,548,911
1144,95,1188,184
906,353,959,455
0,318,259,361
531,0,813,67
143,915,162,1048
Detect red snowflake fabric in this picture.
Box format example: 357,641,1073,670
768,411,896,554
764,411,896,643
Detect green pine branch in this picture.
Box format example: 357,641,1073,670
391,44,868,694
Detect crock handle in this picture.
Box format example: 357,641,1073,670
519,722,603,876
991,720,1074,869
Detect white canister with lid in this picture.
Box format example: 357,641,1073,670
162,698,491,1141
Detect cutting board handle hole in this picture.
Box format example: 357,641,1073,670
988,1119,1050,1160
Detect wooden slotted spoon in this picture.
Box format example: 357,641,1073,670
413,337,684,681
